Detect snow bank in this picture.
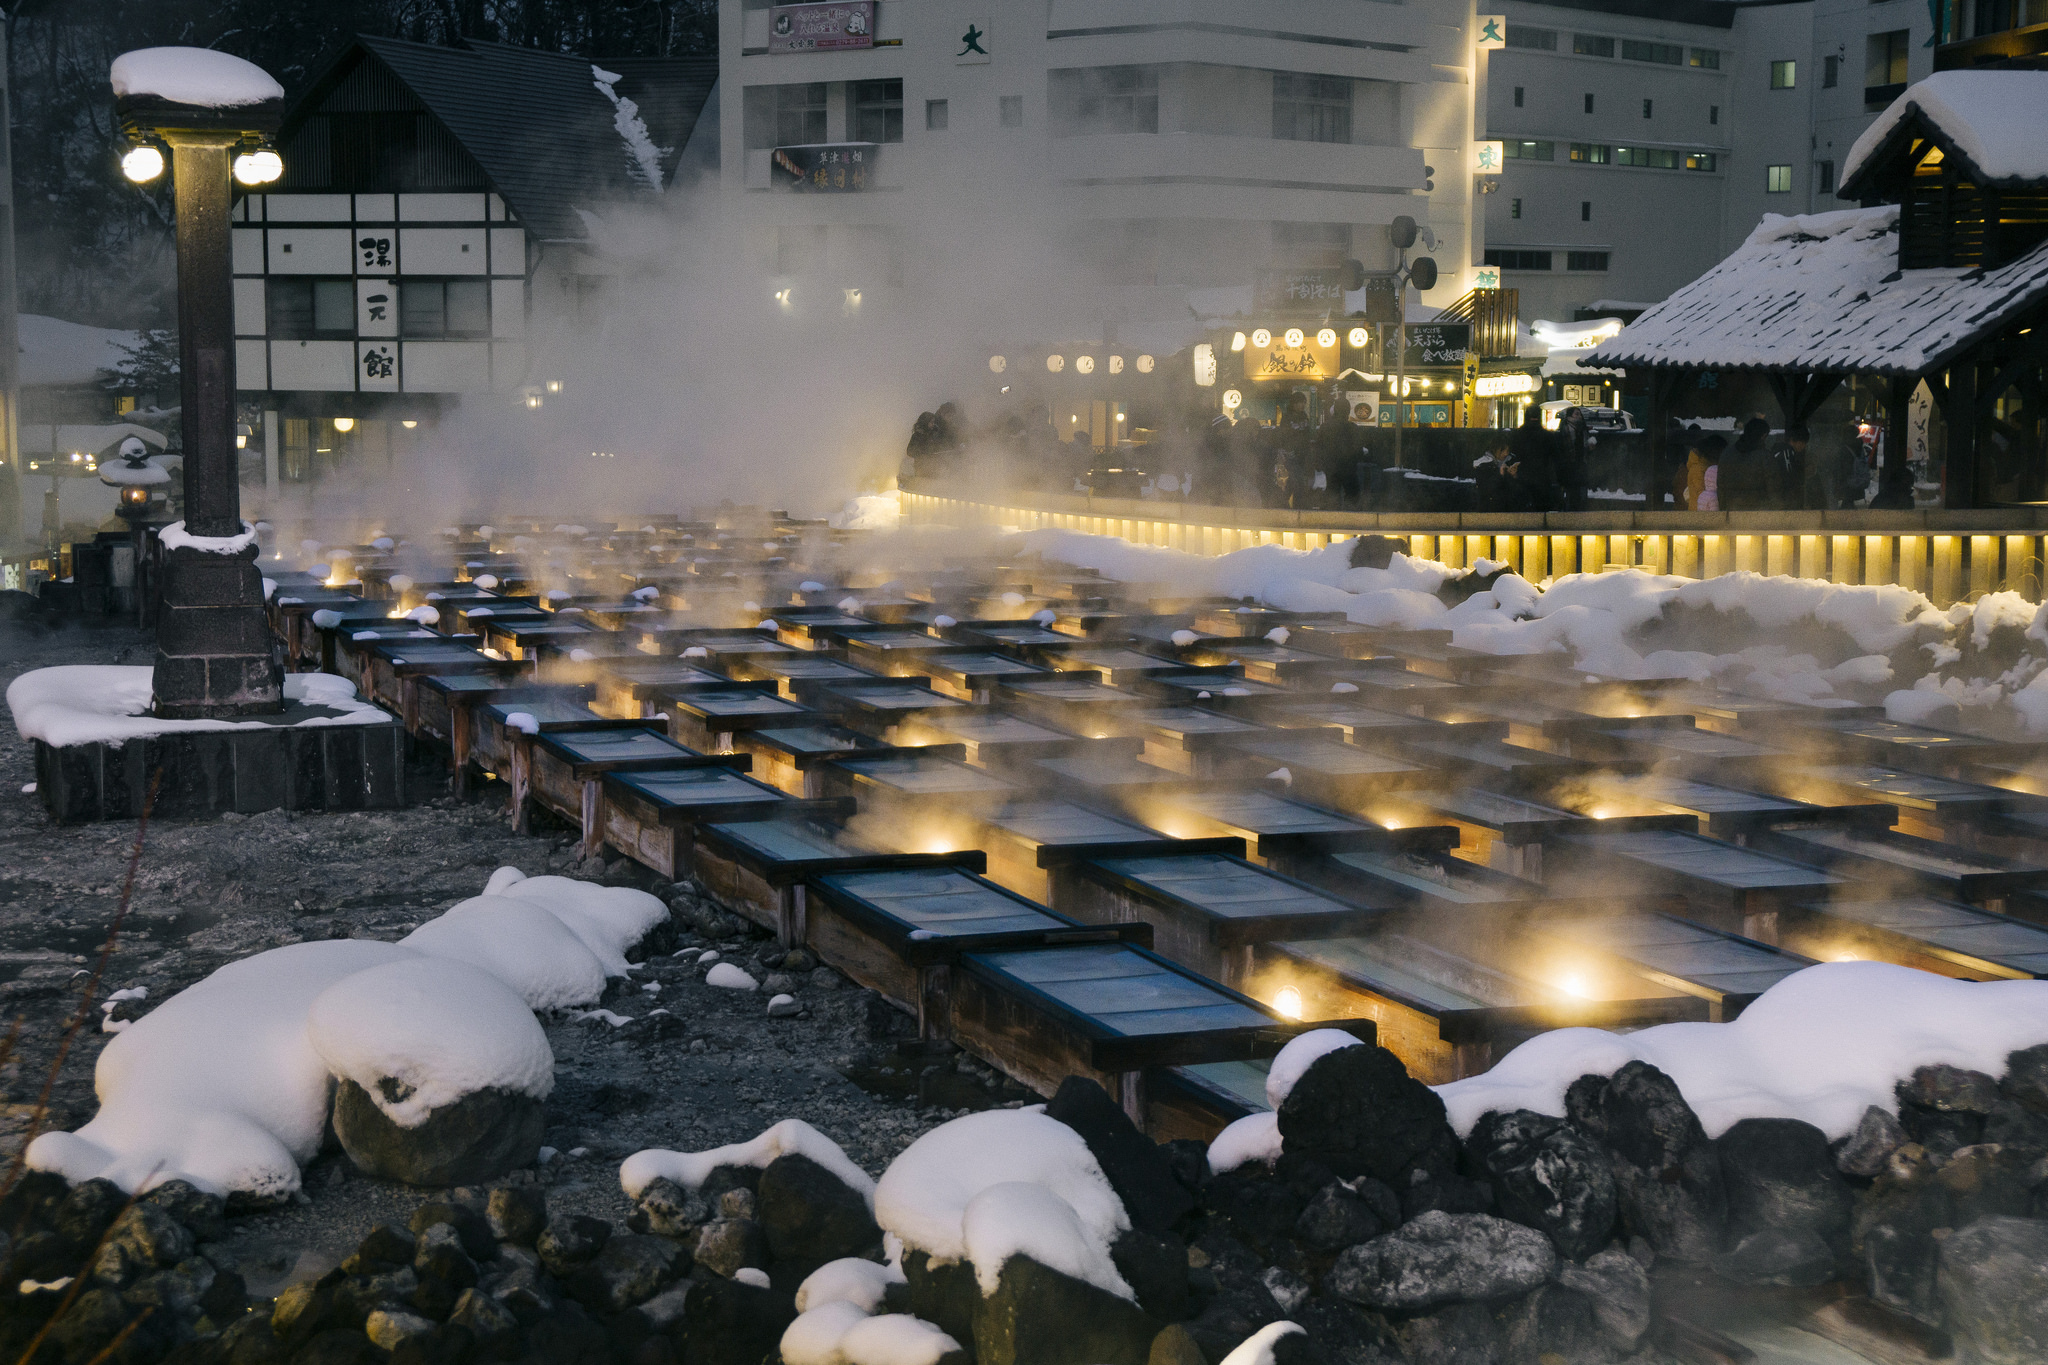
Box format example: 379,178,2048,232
1220,1323,1306,1365
962,1181,1134,1299
797,1258,905,1315
621,1119,875,1203
1264,1029,1361,1109
484,868,668,976
782,1300,874,1365
110,47,284,108
1435,962,2048,1140
7,666,388,749
1207,1113,1282,1175
31,866,663,1197
841,1315,963,1365
308,959,553,1126
871,1109,1127,1274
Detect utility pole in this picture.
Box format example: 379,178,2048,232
1387,216,1437,471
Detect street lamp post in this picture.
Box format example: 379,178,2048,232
113,49,286,718
1385,216,1438,473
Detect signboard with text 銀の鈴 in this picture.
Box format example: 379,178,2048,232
1380,322,1473,370
772,143,877,192
1245,326,1340,381
768,1,875,52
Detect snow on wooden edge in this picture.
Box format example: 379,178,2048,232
7,666,389,749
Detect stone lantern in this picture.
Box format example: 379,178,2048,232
112,47,286,718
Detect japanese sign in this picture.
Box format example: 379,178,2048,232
357,234,393,272
1254,267,1348,311
956,16,991,64
1380,323,1473,370
1380,403,1452,427
1472,266,1502,290
358,342,398,392
1477,15,1507,49
771,143,877,192
1474,140,1504,174
1461,351,1480,426
767,2,874,53
1246,329,1339,381
356,279,396,338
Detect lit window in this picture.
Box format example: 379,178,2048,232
1766,163,1793,193
1770,60,1796,89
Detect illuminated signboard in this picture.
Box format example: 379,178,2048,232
1246,331,1340,380
1474,373,1541,397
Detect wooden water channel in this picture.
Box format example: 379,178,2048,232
264,514,2048,1134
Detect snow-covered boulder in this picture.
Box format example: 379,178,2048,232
310,958,552,1186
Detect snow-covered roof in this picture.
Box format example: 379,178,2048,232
282,38,716,242
1842,71,2048,194
18,315,140,389
21,423,169,458
1582,205,2048,377
109,47,284,109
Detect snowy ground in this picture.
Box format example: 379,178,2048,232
0,619,968,1298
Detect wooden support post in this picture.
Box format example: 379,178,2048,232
917,963,953,1041
578,777,602,859
1118,1069,1146,1129
1949,358,1979,508
1875,375,1916,508
509,733,532,831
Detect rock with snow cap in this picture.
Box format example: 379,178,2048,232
1276,1043,1457,1187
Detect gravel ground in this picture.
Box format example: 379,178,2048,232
0,619,1004,1299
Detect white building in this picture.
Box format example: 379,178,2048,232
1480,0,1939,326
231,36,715,489
717,0,1491,346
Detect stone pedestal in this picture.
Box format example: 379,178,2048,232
151,543,283,718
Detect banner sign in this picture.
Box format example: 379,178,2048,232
1254,267,1349,312
1380,322,1473,369
772,143,877,192
768,2,875,53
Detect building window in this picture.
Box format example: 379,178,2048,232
1054,65,1160,135
1581,200,1592,221
1513,86,1524,107
1484,248,1553,271
1622,39,1682,65
400,279,490,338
775,83,827,145
1686,151,1718,171
1767,163,1793,192
1584,92,1595,113
926,99,949,131
282,418,311,483
267,278,354,338
999,95,1023,126
1510,197,1522,218
1569,142,1609,163
1816,158,1836,192
1690,48,1720,69
1614,146,1679,168
1710,104,1720,125
1770,60,1797,89
852,79,903,143
1503,139,1555,160
1573,34,1615,57
1643,98,1653,118
1567,251,1610,271
1823,55,1840,89
1506,26,1557,50
1867,30,1910,97
1273,73,1352,143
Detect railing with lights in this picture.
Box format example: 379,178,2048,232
898,481,2048,607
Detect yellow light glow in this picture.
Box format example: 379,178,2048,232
1589,807,1615,819
231,149,283,185
1560,975,1591,998
1076,355,1096,375
1834,950,1861,962
1230,332,1247,352
401,420,418,429
121,146,164,182
1221,389,1242,410
1136,354,1155,373
332,417,356,433
1108,355,1124,374
773,287,791,305
1284,328,1305,348
1251,329,1273,348
1348,326,1369,347
525,394,543,409
1273,986,1304,1020
1316,328,1338,348
545,380,564,394
1047,354,1066,373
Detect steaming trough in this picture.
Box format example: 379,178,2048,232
17,508,2048,1365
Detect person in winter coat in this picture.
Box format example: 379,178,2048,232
1555,407,1591,510
1718,416,1778,510
1312,398,1361,509
1697,461,1720,511
1688,433,1726,510
1266,394,1313,508
1507,405,1560,511
1471,434,1519,512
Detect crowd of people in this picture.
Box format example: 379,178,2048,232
899,394,1881,513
